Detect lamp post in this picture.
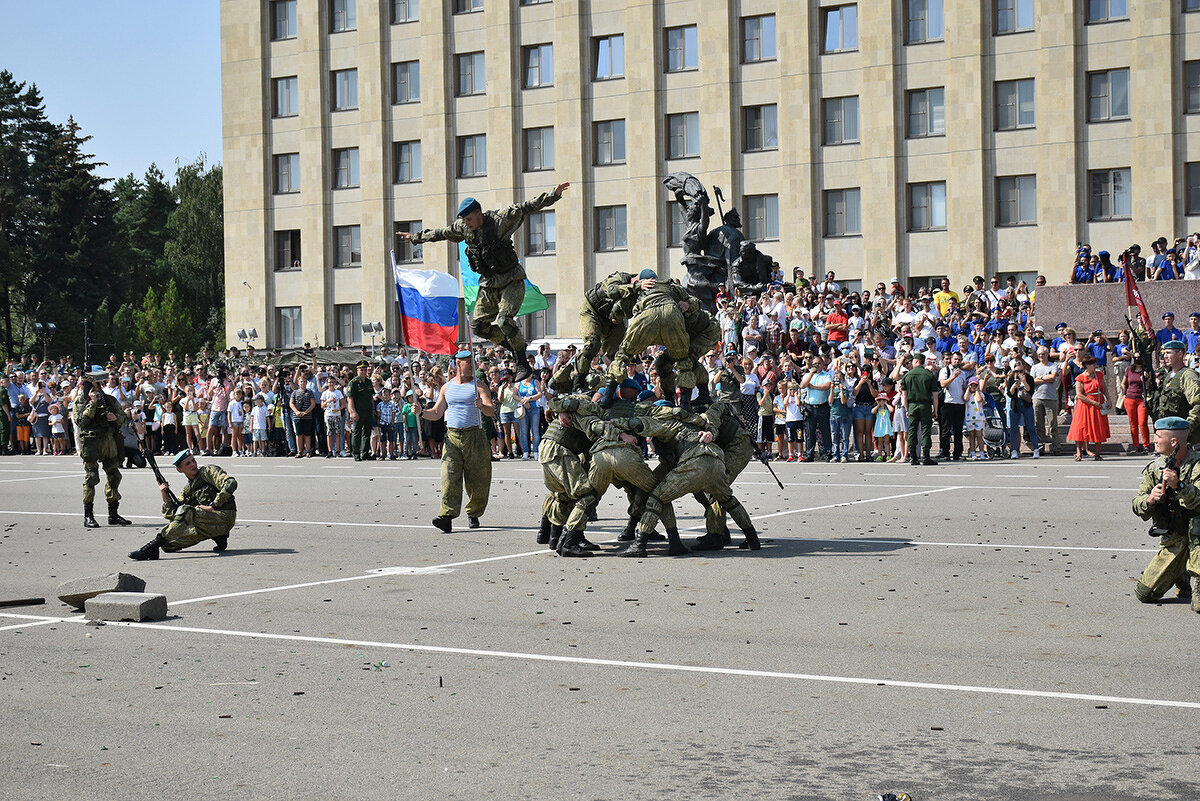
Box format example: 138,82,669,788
236,328,258,350
33,321,56,364
361,321,383,356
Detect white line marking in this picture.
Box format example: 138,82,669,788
76,619,1200,710
863,472,906,477
0,472,78,484
770,536,1154,554
0,612,82,632
694,487,961,530
1064,475,1111,479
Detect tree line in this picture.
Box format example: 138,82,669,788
0,70,223,367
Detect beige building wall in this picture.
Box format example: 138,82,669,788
222,0,1200,349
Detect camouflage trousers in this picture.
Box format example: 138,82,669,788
588,445,676,530
539,440,591,528
440,426,492,518
80,433,122,505
607,305,694,398
551,306,625,392
1135,521,1200,602
473,280,526,358
161,505,237,551
706,437,754,536
638,454,753,535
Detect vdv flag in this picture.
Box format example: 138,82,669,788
393,254,460,355
457,242,549,317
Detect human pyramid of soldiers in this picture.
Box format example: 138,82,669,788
534,267,762,559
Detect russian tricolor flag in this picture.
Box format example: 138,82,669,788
393,258,460,355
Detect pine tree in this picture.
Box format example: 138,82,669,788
164,157,224,348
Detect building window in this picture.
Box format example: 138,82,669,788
1088,168,1131,220
393,140,421,183
996,0,1034,33
330,0,356,32
668,201,686,246
526,294,557,339
595,206,628,251
1187,0,1200,11
523,44,553,88
275,230,302,271
594,119,626,165
1186,162,1200,215
822,96,860,144
906,0,943,44
743,105,778,152
665,25,698,72
458,134,487,177
455,0,483,12
526,211,556,255
393,61,420,103
272,76,299,117
391,0,417,23
666,112,700,159
995,79,1035,130
456,52,485,96
741,15,776,62
909,182,947,230
744,194,779,240
336,303,363,346
824,189,862,237
822,5,858,53
334,225,362,267
277,306,303,348
332,148,359,189
908,88,945,138
996,175,1037,226
524,127,554,172
520,0,552,5
1087,69,1129,122
273,153,300,194
593,34,624,80
331,69,358,110
1086,0,1127,23
1185,61,1200,114
271,0,297,40
394,220,423,262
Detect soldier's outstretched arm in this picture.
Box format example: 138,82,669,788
410,222,467,245
495,185,568,237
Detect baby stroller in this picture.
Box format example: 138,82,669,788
981,394,1008,459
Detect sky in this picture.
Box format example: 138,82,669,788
0,1,221,182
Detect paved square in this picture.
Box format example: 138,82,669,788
1,454,1196,801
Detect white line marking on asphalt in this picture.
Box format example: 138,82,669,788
77,619,1200,710
0,473,78,484
1065,475,1111,479
695,487,961,530
0,613,83,632
768,537,1154,554
366,566,455,575
863,472,905,477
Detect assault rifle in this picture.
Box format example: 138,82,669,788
1149,451,1179,539
141,439,180,507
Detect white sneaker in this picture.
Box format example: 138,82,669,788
1032,450,1039,459
1010,452,1019,459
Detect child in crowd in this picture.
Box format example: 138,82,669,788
890,384,910,464
48,403,66,455
401,391,420,459
251,394,270,456
241,399,254,454
964,376,987,460
872,388,894,461
13,394,33,454
229,388,246,457
757,379,777,458
158,397,178,455
782,380,804,462
376,388,397,460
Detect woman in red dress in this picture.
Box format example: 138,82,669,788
1068,355,1110,460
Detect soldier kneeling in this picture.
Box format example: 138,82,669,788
1132,417,1200,609
129,449,238,561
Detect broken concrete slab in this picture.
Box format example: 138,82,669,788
56,573,146,610
84,592,168,622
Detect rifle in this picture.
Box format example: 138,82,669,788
1149,451,1179,538
141,438,180,507
752,441,787,490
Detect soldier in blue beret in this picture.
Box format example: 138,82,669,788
1154,340,1200,442
1132,416,1200,609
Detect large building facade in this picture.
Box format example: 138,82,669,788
222,0,1200,349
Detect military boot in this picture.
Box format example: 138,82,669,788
129,534,165,561
1175,572,1192,599
578,535,601,551
738,527,762,551
83,503,100,529
665,528,690,556
617,517,637,542
557,529,592,558
548,524,564,551
432,516,453,533
212,535,229,553
108,501,131,526
536,516,552,545
598,380,620,409
616,531,648,558
1192,575,1200,614
693,527,731,551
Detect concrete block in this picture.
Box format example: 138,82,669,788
84,592,168,622
56,573,146,610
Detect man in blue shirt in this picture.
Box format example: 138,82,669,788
1087,331,1109,370
800,354,833,461
1050,323,1068,352
1185,313,1200,356
935,323,955,355
983,308,1008,336
1157,313,1185,347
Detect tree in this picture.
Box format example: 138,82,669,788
164,157,224,348
114,163,176,299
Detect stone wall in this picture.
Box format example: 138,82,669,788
1034,283,1200,337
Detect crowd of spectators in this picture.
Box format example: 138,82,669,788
1068,235,1200,283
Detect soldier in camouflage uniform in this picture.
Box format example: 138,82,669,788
693,400,756,550
537,397,600,558
129,449,239,560
400,184,569,380
620,400,760,558
1131,416,1200,610
549,271,638,393
1152,341,1200,444
73,379,131,529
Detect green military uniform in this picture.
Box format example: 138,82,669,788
607,279,707,401
159,465,238,551
412,191,562,362
1153,366,1200,446
441,426,491,520
551,271,637,392
538,416,593,528
711,360,745,404
696,402,755,547
574,412,677,530
1132,423,1200,606
346,369,375,459
74,391,125,505
900,362,940,461
0,383,11,454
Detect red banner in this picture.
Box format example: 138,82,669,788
1124,266,1153,332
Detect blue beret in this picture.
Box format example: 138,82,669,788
636,390,657,402
1162,340,1185,351
1056,322,1067,329
1155,416,1190,431
1163,312,1176,318
1098,250,1110,257
457,197,480,218
724,350,738,357
1190,312,1200,319
619,378,640,391
171,449,193,466
454,350,472,359
652,399,672,407
638,269,657,280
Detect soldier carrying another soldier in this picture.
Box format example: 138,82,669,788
398,183,569,380
74,378,131,528
1132,416,1200,610
128,449,238,560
